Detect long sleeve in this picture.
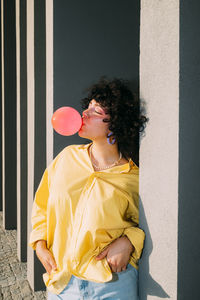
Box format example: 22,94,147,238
28,167,49,250
122,198,145,261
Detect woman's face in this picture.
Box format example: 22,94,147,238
78,99,110,141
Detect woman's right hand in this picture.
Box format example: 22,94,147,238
35,240,57,275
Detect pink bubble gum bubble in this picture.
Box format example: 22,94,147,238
51,106,83,136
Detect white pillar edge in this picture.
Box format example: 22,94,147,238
1,0,5,226
139,1,179,299
46,0,54,166
26,0,35,289
16,0,21,261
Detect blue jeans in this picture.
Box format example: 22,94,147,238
47,263,139,300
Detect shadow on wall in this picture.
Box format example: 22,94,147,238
139,198,170,299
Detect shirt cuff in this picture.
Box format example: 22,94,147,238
122,226,145,261
28,229,47,251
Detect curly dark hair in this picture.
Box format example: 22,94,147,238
80,76,148,166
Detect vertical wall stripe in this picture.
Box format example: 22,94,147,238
27,0,35,289
16,0,21,260
34,0,47,289
15,0,28,262
34,0,46,193
139,1,179,298
46,0,53,166
0,0,2,212
3,0,17,229
27,0,47,291
1,0,4,215
178,1,200,298
20,0,27,262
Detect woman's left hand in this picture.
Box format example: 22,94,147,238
95,236,135,273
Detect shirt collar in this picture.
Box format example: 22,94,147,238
78,142,138,174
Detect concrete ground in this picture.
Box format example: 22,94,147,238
0,212,47,300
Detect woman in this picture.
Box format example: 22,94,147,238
29,76,148,299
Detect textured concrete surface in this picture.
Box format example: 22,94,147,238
139,1,179,299
0,212,47,300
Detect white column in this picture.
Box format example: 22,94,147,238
27,0,35,289
1,0,5,226
46,0,54,166
139,1,179,299
16,0,21,261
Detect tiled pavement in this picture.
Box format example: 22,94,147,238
0,212,47,300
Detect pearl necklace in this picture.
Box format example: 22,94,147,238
89,143,122,170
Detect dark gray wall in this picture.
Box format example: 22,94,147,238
30,0,140,291
34,0,46,191
178,1,200,299
53,0,140,155
34,0,47,291
3,0,17,228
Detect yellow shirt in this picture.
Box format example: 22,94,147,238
28,142,145,295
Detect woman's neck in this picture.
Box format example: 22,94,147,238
89,141,128,167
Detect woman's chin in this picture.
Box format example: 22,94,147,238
78,130,87,139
